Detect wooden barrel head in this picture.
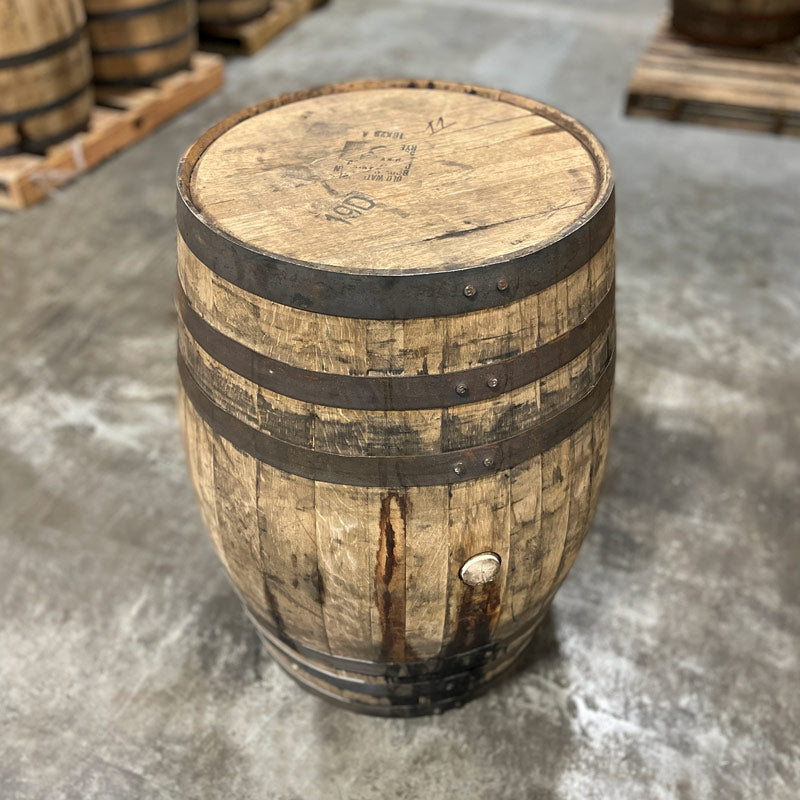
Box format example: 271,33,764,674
178,80,614,319
189,84,609,273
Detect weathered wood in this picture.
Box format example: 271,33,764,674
0,0,93,154
177,315,613,455
198,0,328,55
85,0,198,86
177,80,615,715
626,20,800,136
256,464,330,652
672,0,800,46
0,52,224,210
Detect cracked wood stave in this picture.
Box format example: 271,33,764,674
84,0,197,86
177,80,615,714
0,0,93,154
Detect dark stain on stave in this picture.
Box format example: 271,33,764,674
261,574,288,640
376,492,411,662
448,581,502,655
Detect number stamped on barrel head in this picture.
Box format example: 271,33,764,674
324,192,377,225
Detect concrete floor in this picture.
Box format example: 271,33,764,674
1,0,799,797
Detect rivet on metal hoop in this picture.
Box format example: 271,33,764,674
455,383,468,396
453,462,465,476
463,285,477,298
486,376,499,389
483,456,496,469
496,278,509,291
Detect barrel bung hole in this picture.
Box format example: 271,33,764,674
459,552,502,586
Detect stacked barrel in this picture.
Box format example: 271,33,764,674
0,0,94,154
84,0,198,86
672,0,800,46
0,0,201,156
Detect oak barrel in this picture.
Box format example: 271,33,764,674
84,0,197,86
176,79,616,716
0,0,93,155
672,0,800,46
197,0,270,33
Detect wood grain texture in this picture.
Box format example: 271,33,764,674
177,81,615,714
176,231,614,376
314,483,381,661
262,622,537,717
212,434,268,619
180,389,612,702
256,463,330,652
177,315,613,455
403,486,449,660
0,0,93,153
190,90,602,273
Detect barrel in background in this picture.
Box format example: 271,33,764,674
0,0,93,155
84,0,198,86
672,0,800,46
176,80,616,715
198,0,271,34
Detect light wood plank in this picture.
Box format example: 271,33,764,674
314,483,382,660
404,486,450,659
212,435,269,619
257,463,330,652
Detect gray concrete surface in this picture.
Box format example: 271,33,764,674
1,1,799,797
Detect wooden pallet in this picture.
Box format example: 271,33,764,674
626,20,800,136
200,0,328,55
0,52,224,211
